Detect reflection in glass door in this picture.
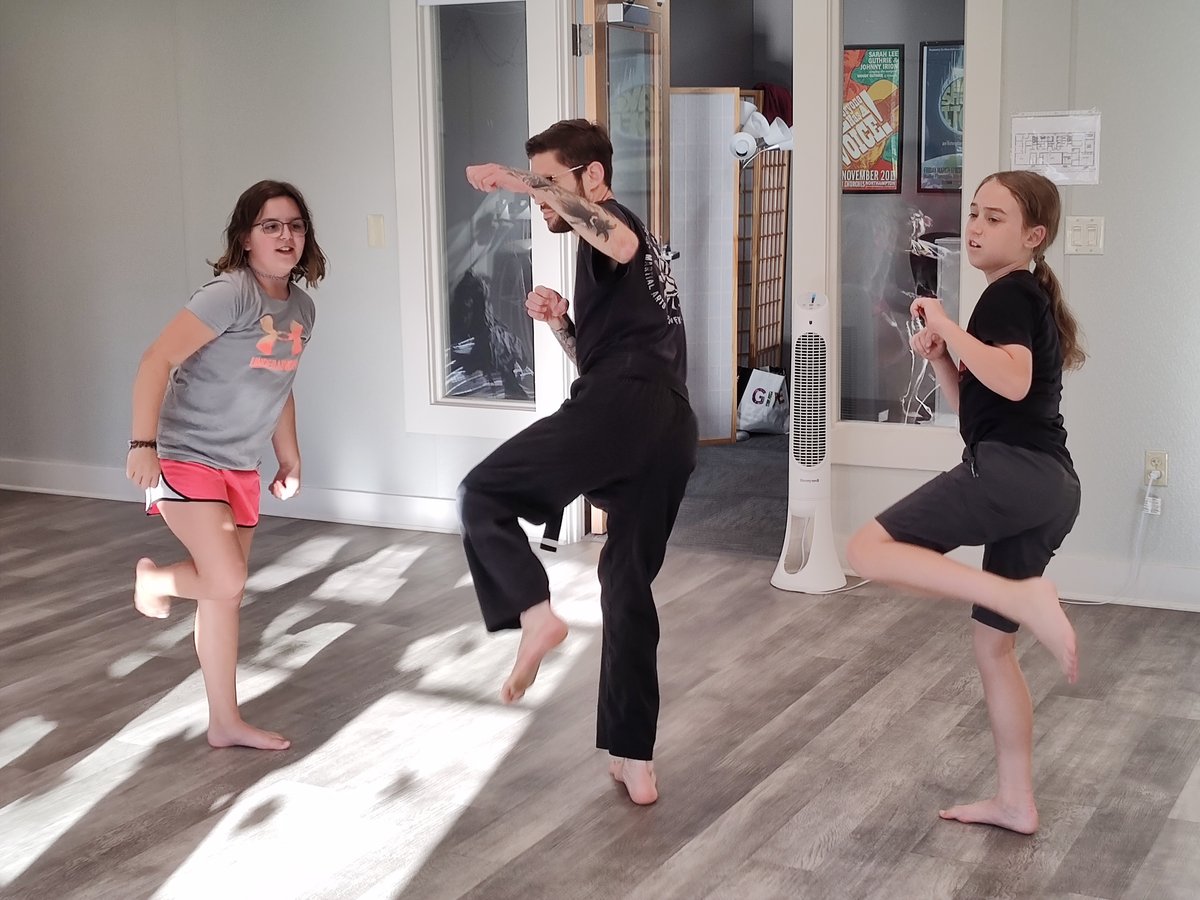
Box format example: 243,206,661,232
838,0,965,429
606,26,655,227
432,1,535,404
584,1,668,241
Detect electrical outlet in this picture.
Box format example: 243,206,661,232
1145,450,1169,487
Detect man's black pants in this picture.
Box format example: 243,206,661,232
458,373,697,760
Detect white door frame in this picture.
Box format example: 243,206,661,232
392,0,584,542
792,0,1004,473
393,0,579,439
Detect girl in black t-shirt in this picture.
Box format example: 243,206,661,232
847,171,1085,835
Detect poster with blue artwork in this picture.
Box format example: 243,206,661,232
919,42,964,192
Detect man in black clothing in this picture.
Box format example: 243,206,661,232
458,119,697,805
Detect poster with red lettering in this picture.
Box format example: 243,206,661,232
842,46,903,193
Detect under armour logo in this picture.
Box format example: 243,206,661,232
257,315,304,356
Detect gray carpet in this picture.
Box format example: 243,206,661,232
669,433,789,559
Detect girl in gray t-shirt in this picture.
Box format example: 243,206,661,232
125,180,325,752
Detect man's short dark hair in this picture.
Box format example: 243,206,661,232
525,118,614,188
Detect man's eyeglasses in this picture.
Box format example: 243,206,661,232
253,219,309,237
543,164,587,185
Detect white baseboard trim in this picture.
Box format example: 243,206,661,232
1042,554,1198,613
5,457,1195,611
0,458,460,535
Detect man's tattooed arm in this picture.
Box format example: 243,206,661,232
550,315,578,366
506,168,639,264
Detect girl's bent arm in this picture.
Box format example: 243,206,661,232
937,320,1032,402
131,310,219,440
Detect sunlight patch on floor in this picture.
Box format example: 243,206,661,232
0,715,56,769
312,545,426,605
0,733,152,885
0,611,358,887
108,615,197,678
157,619,594,898
243,535,352,593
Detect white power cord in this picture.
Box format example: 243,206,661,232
1065,468,1162,607
787,517,871,594
811,578,872,595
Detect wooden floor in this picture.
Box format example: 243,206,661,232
1,490,1198,900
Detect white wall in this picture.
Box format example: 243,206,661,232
1025,0,1198,590
0,0,502,530
0,0,188,470
835,0,1199,608
2,0,1196,606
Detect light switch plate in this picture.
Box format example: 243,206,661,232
1065,215,1104,255
367,214,385,248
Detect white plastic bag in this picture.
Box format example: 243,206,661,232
737,368,789,434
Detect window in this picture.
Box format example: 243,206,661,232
838,1,965,429
433,2,535,404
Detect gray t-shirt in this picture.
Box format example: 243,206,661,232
157,268,316,471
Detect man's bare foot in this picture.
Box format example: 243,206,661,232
1018,577,1078,683
609,757,658,805
499,602,568,704
133,558,171,619
939,795,1038,834
208,720,291,751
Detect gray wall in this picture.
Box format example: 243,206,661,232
1001,0,1200,569
0,0,501,509
671,0,796,360
2,0,1195,594
670,0,755,88
670,0,793,90
751,0,793,87
833,0,1199,604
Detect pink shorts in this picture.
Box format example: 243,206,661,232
145,460,262,527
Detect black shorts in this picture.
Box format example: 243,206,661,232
876,441,1081,632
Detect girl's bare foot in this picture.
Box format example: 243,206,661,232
1018,577,1078,683
500,602,568,704
133,558,171,619
609,757,658,805
208,719,291,751
939,795,1038,834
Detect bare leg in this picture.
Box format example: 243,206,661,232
609,756,658,805
939,623,1039,833
847,521,1077,682
500,600,568,704
150,503,289,750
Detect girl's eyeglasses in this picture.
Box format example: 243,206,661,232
253,219,308,237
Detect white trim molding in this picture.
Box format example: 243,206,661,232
391,0,576,439
794,0,1005,471
0,458,461,534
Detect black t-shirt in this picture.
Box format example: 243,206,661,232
572,200,687,393
958,270,1072,469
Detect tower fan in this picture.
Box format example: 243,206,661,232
771,292,847,593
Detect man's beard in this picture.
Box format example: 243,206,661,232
542,187,582,234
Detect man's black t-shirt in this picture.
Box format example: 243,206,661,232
572,200,687,395
958,269,1073,469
